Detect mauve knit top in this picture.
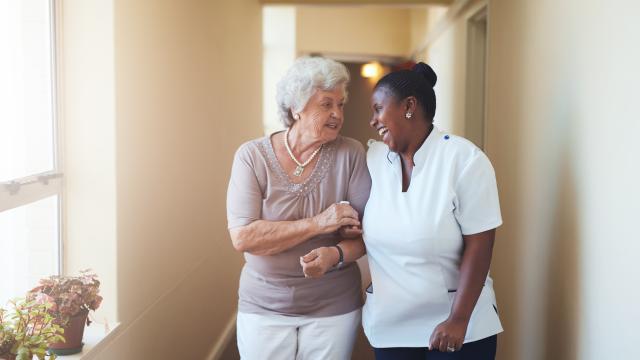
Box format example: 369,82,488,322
227,133,371,316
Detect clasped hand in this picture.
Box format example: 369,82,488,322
300,203,361,278
313,202,360,234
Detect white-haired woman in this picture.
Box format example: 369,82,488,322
226,57,371,359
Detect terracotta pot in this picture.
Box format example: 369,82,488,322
48,309,88,355
0,353,16,360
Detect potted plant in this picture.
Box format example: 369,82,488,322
0,309,16,360
27,271,102,356
0,298,64,360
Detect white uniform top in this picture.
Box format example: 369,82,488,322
362,126,503,348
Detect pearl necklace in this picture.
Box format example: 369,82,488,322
284,127,323,177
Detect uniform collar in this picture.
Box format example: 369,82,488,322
412,125,441,169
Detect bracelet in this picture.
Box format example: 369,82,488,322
332,245,344,270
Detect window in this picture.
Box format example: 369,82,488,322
0,0,61,306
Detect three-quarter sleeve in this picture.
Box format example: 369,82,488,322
227,144,263,229
346,142,372,221
453,151,503,235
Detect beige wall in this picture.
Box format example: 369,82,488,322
418,0,640,359
62,0,262,358
416,2,480,135
296,6,412,58
60,0,118,326
409,5,448,59
107,0,262,357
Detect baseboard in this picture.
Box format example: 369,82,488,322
206,311,237,360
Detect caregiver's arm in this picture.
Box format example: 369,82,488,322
429,229,496,352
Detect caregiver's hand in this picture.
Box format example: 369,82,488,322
429,317,468,353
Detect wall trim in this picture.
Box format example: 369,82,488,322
84,257,209,356
206,312,237,360
300,51,406,65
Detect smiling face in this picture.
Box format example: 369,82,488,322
295,86,346,144
370,86,412,153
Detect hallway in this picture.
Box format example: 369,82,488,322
2,0,638,359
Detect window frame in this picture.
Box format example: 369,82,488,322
0,0,63,276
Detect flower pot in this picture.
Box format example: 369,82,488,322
0,354,16,360
48,309,89,355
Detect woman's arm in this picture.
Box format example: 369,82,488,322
429,229,496,352
229,203,360,256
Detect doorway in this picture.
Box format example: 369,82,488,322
465,7,488,149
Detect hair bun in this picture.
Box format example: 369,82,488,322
412,62,437,88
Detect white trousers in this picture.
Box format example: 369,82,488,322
236,309,361,360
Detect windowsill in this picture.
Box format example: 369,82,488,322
57,322,121,359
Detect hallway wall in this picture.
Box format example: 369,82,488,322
296,6,412,58
59,0,262,358
417,0,640,359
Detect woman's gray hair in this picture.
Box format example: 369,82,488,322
276,57,350,127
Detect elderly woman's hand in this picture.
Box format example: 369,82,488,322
299,246,340,278
313,203,360,234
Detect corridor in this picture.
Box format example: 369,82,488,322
1,0,638,359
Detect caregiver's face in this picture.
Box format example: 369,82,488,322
370,87,410,153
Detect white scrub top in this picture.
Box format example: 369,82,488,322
362,126,503,348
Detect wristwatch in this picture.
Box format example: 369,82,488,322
332,245,344,270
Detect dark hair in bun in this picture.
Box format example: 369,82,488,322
412,62,437,87
374,62,437,121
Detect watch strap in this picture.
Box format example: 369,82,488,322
332,245,344,269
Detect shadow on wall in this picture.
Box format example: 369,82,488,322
543,91,581,360
485,1,527,358
488,2,582,357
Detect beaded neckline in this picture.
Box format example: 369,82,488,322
258,133,336,197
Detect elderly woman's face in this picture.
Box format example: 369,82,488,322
296,86,346,143
370,87,410,153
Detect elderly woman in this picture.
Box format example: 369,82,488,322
363,63,503,359
226,57,371,360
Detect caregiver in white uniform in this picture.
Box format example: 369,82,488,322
362,62,503,360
